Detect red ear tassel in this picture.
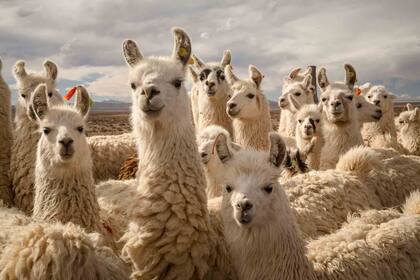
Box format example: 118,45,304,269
355,88,362,96
64,86,77,101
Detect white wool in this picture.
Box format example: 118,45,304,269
0,58,13,206
397,107,420,155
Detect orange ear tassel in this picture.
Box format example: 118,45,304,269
355,88,362,96
64,86,77,101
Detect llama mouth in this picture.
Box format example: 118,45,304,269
59,152,74,160
228,109,240,117
141,104,165,115
206,90,216,97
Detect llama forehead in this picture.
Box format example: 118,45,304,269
129,57,185,83
368,86,388,97
232,80,257,94
41,107,85,128
322,85,351,100
282,81,304,96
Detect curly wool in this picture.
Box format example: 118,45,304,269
0,60,13,206
117,153,138,180
0,222,128,280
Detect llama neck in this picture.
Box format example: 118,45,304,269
278,110,296,137
224,191,314,280
363,107,397,139
0,75,13,205
33,159,101,232
296,131,324,170
233,105,272,151
198,91,232,135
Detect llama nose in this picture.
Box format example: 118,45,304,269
200,152,208,158
236,200,253,211
59,137,74,149
228,102,237,110
374,100,380,106
304,124,313,130
142,86,160,99
205,81,215,89
331,100,341,107
279,97,286,103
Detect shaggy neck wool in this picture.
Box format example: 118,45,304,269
233,96,272,151
278,109,296,137
198,93,232,136
33,162,102,233
296,133,324,170
363,106,397,142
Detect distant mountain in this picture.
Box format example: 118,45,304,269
269,100,279,111
90,99,131,113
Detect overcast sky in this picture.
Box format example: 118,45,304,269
1,0,420,102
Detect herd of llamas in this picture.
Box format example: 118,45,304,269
0,27,419,280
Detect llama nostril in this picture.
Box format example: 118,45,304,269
242,201,253,211
59,138,74,148
374,100,380,106
200,152,208,158
228,103,237,109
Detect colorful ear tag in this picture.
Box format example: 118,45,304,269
64,87,77,101
355,88,362,96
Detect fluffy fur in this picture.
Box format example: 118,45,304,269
220,133,420,279
189,51,233,135
225,64,272,151
397,106,420,155
0,58,13,206
119,28,235,279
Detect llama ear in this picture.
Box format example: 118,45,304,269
122,39,143,67
406,103,414,111
43,60,58,81
191,54,205,69
172,27,192,66
318,68,329,91
301,74,312,90
288,67,301,79
344,64,357,90
213,133,232,163
29,84,48,121
225,65,239,85
268,132,286,168
189,66,199,83
75,85,90,117
359,82,372,94
220,50,232,67
249,65,264,89
13,60,27,80
409,107,419,121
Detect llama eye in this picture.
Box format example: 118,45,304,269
399,120,404,124
263,184,273,194
383,95,388,99
48,92,53,98
43,127,51,135
246,93,255,99
368,95,372,99
131,83,137,90
172,79,182,89
77,126,84,133
356,103,362,109
315,119,320,123
298,120,303,124
225,185,233,193
294,92,301,97
21,94,26,98
346,95,353,101
321,97,327,102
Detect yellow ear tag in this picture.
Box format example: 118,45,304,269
188,57,194,65
89,97,94,108
178,47,188,58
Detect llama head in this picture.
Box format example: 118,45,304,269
279,67,314,111
397,107,420,133
13,60,63,120
353,90,382,123
281,146,312,179
225,65,266,120
318,64,358,123
363,85,395,114
189,50,231,101
221,133,286,228
294,103,323,140
123,28,192,130
30,84,91,169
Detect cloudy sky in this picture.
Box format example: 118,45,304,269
1,0,420,103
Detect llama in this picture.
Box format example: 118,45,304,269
119,28,235,279
10,60,64,214
189,51,233,134
220,132,420,280
397,106,420,155
318,64,365,169
360,83,400,149
225,64,272,151
0,85,128,279
0,58,13,206
197,125,241,199
278,67,314,137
